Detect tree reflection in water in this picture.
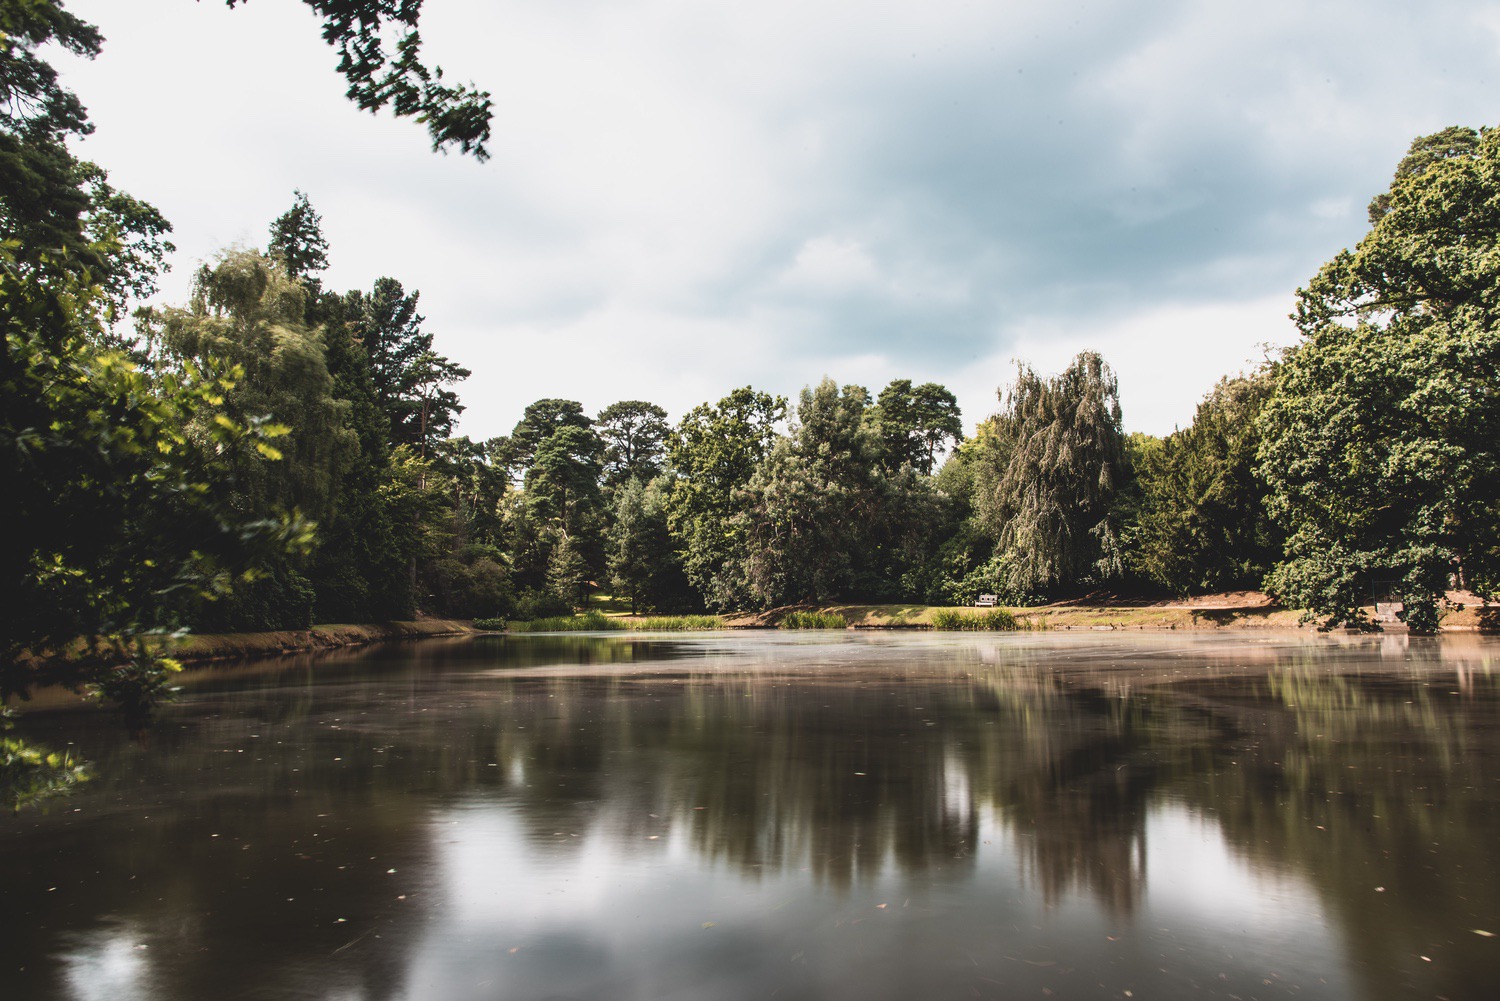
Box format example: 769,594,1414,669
1,632,1496,1001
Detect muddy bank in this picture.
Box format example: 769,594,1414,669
170,619,475,663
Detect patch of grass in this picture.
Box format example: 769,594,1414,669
586,593,634,614
930,607,1028,631
507,611,620,633
622,615,725,631
780,610,848,630
473,618,506,631
496,612,726,633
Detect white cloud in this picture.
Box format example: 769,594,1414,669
778,236,881,294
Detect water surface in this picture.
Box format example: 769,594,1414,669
3,631,1498,1001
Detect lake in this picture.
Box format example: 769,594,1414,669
2,631,1497,1001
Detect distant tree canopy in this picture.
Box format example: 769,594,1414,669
1129,370,1281,594
666,387,787,609
597,400,670,486
872,379,964,475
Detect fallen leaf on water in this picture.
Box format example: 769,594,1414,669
1473,929,1495,937
876,903,887,909
702,922,717,929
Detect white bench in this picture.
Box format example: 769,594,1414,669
974,594,998,607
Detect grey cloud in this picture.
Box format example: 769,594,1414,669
664,0,1500,368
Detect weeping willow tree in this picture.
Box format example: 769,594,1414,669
979,352,1126,599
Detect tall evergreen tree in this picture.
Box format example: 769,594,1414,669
267,190,330,289
607,476,679,613
344,277,469,455
508,398,592,473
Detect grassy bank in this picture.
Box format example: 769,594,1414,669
481,612,725,632
722,602,1309,631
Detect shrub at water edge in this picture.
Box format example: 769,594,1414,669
930,608,1026,631
780,610,849,629
497,613,726,632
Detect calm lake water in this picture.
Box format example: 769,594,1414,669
2,631,1498,1001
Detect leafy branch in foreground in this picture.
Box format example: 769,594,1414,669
224,0,493,159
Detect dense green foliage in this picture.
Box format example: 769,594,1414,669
1128,370,1282,593
0,0,493,747
1260,125,1500,632
970,352,1126,600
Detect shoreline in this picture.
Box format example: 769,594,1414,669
168,619,476,663
714,596,1498,633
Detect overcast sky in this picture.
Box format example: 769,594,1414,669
57,0,1500,439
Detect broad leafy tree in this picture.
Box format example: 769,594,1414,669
1128,370,1281,594
142,250,356,629
0,3,174,325
1,0,486,761
2,250,306,711
871,379,964,475
146,250,355,521
666,386,786,609
1260,125,1500,632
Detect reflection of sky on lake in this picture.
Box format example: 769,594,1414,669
4,632,1498,1001
407,791,1349,1001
